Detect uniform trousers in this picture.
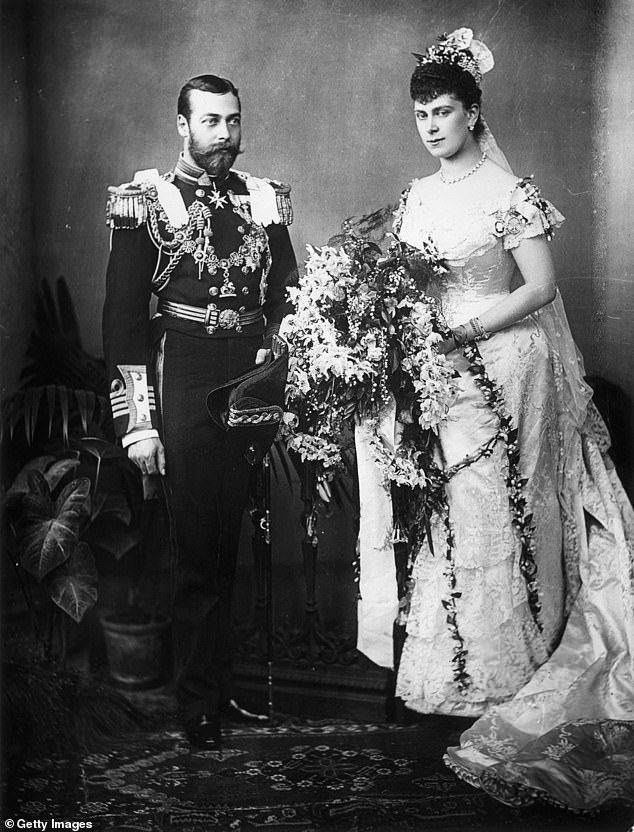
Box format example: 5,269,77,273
156,328,261,723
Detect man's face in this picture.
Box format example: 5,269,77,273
178,89,242,177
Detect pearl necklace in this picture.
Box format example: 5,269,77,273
439,150,488,185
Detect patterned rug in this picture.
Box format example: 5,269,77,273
7,717,633,831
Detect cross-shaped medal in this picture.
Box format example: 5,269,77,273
209,183,228,210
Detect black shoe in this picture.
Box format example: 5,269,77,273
184,713,221,749
220,698,269,724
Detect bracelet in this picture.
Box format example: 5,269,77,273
469,317,491,341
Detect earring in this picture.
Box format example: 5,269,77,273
469,124,475,132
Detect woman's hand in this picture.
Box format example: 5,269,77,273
436,335,456,355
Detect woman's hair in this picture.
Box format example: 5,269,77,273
410,61,484,138
177,74,241,121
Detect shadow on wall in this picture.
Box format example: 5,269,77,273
587,375,633,490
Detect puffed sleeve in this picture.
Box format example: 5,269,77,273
501,177,565,250
262,222,298,345
102,224,161,445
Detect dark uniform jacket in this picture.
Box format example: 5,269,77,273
103,155,297,447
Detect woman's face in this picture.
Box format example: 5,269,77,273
413,93,478,159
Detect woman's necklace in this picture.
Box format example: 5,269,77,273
439,150,488,185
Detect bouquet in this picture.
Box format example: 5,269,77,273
281,228,458,494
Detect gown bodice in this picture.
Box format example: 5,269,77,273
396,176,565,325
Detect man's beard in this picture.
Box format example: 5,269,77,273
188,136,240,178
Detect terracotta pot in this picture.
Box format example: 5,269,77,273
101,612,171,690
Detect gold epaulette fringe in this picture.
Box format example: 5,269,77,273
106,183,151,230
232,170,294,225
272,181,293,226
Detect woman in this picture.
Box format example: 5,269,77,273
355,27,634,810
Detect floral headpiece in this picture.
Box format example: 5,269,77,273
413,27,494,87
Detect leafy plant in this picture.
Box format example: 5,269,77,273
3,440,140,658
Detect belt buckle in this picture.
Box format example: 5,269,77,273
205,303,219,334
218,309,241,331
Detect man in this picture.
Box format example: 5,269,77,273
102,74,297,749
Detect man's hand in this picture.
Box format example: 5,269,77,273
255,348,271,365
128,437,166,476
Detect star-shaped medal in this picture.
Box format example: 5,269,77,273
208,184,228,210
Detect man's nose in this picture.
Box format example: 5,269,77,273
216,120,230,140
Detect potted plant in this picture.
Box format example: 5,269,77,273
2,436,137,653
98,477,172,690
2,279,171,696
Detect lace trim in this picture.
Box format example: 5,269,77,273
444,754,602,814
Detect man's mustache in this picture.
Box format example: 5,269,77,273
210,142,241,154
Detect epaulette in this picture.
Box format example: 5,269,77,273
232,170,293,225
106,169,189,231
106,181,152,230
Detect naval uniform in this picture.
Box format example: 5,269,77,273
102,155,297,722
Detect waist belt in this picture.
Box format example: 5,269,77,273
157,300,263,335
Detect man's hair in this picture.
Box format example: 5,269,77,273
177,74,241,121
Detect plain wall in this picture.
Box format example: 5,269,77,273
1,0,35,397
22,0,597,354
600,0,634,495
4,0,634,496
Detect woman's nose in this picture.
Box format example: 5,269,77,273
427,117,438,134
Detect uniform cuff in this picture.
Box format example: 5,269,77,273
121,428,160,448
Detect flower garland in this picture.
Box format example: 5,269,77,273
461,341,543,634
282,231,456,485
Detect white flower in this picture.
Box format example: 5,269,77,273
446,27,473,50
470,38,494,75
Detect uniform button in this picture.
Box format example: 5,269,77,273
196,188,205,198
209,286,219,296
205,326,215,335
237,225,245,233
241,286,249,295
134,373,142,381
136,394,145,402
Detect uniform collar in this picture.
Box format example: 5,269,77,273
174,153,231,186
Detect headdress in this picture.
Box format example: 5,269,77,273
413,27,494,87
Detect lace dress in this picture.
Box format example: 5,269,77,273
355,176,634,810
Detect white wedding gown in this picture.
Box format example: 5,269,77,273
355,175,634,810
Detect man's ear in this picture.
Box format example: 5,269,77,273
177,114,189,138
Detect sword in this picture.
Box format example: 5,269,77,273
259,452,274,720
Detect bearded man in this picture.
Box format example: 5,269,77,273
102,74,297,749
